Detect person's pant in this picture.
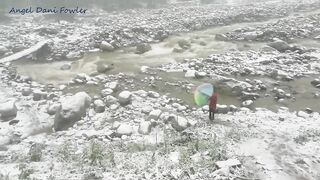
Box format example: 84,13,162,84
209,110,215,120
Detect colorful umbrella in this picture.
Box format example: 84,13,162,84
194,83,214,106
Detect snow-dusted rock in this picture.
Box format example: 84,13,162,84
101,88,113,97
242,100,254,108
116,124,133,136
118,91,132,105
215,159,241,169
99,41,114,51
94,99,105,113
216,104,229,114
297,111,309,118
105,81,118,90
54,92,91,131
148,109,162,120
47,103,61,116
0,100,18,119
195,71,206,78
185,70,196,78
267,38,291,52
138,121,152,135
168,115,189,132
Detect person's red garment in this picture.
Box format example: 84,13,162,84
209,93,218,111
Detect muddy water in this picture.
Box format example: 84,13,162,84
13,19,278,85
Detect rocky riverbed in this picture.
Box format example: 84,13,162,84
1,0,320,180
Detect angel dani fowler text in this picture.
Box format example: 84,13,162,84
9,7,87,15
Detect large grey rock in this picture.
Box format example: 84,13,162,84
118,91,132,105
0,100,18,119
33,89,47,101
54,92,91,131
99,41,114,51
96,62,114,73
21,87,32,96
178,39,191,49
267,38,291,52
311,79,320,86
135,43,152,54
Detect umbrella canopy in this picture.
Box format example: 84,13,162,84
194,83,214,106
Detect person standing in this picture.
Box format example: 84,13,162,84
209,92,218,120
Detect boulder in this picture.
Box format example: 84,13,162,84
135,43,152,54
118,91,132,105
267,38,292,52
47,103,61,116
168,115,189,132
0,46,8,55
311,79,320,87
105,81,118,90
101,88,113,97
216,104,229,114
215,159,241,169
60,64,71,70
33,89,47,101
66,51,81,59
54,92,91,131
185,70,196,78
99,41,114,51
138,121,152,135
178,39,191,49
242,100,254,108
0,100,18,119
116,124,133,136
104,95,118,106
96,62,114,73
148,109,162,120
195,71,206,78
21,87,32,96
215,34,228,41
93,99,105,113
